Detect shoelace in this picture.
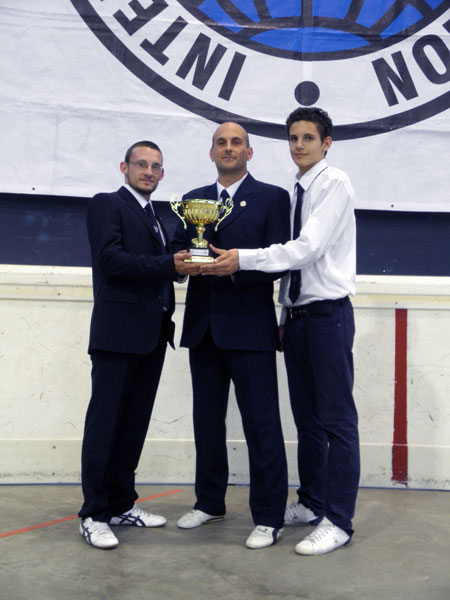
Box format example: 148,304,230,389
132,506,154,520
119,506,147,525
87,521,113,536
305,521,334,543
285,502,299,521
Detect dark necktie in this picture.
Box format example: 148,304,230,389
144,202,171,311
288,183,304,304
215,189,230,238
144,202,165,251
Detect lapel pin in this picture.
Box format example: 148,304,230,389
240,200,247,207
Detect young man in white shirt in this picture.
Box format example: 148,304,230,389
200,107,360,556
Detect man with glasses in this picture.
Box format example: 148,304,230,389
78,141,197,549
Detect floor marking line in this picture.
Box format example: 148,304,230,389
0,488,184,539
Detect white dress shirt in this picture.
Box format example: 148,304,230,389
216,172,248,199
239,159,356,314
216,173,248,283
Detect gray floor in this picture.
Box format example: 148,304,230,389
0,484,449,600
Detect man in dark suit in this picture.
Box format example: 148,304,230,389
173,122,290,549
199,107,359,556
78,140,196,549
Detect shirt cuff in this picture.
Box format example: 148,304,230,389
238,248,258,271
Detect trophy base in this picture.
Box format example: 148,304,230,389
184,248,214,263
184,255,215,263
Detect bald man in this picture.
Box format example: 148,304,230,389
172,122,290,549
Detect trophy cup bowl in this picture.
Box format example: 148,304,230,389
170,197,233,263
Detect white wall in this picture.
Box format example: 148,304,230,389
1,266,449,489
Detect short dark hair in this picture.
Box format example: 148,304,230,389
124,141,162,163
286,107,333,141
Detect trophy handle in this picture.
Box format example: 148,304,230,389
214,197,234,231
170,195,187,230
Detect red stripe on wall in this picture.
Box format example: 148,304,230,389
392,308,408,485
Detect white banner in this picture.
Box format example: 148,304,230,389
0,0,449,211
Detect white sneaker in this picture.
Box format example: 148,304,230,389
109,504,167,527
177,509,224,529
284,500,320,525
80,517,119,549
246,526,283,549
295,517,350,555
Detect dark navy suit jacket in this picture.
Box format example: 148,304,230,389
172,174,290,351
87,186,177,355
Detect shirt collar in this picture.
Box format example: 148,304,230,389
296,159,328,192
124,183,150,209
216,172,248,198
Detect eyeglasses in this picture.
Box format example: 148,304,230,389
128,160,163,174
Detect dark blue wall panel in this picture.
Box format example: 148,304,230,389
1,193,449,275
355,210,450,276
0,194,90,267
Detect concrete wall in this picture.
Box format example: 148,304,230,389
1,265,449,489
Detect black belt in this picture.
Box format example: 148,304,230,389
287,306,307,320
287,297,349,320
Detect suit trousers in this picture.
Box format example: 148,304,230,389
78,331,168,522
189,329,288,529
283,297,360,536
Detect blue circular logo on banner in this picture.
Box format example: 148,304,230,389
179,0,448,58
71,0,450,140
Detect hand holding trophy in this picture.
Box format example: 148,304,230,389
170,196,233,263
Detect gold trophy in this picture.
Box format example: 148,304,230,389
170,196,234,263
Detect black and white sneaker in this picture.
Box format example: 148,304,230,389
245,525,283,549
177,509,224,529
284,500,321,525
109,504,167,527
80,517,119,549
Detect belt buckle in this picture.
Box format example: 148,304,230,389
289,306,306,320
